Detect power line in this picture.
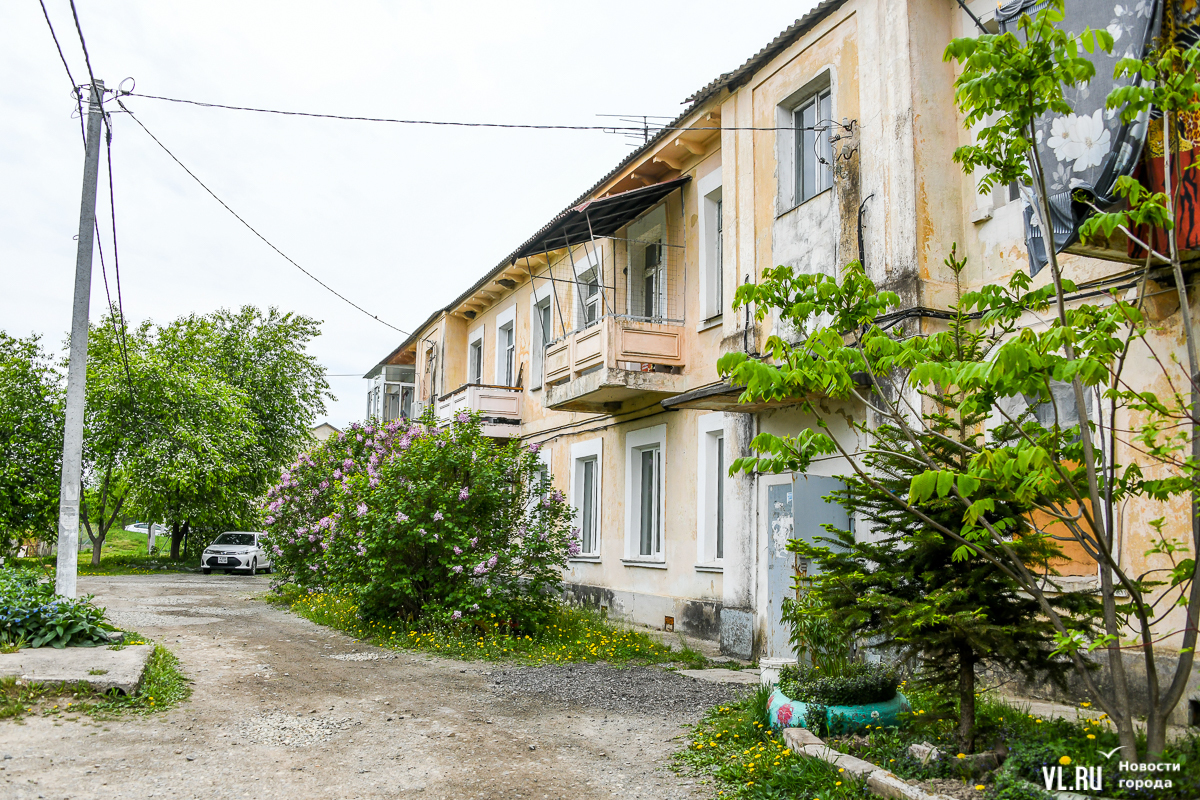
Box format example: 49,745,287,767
125,92,841,133
115,98,411,337
38,0,87,145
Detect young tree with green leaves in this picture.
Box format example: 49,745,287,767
0,332,63,549
792,250,1100,752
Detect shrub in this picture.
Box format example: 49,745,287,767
263,413,576,630
778,661,899,706
0,569,115,648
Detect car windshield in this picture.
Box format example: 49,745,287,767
212,533,255,546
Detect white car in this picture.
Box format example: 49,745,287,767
201,531,272,575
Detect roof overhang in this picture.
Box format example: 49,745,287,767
514,177,690,259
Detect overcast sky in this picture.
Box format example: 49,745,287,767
1,1,815,428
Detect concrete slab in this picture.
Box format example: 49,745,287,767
0,644,153,696
677,668,760,685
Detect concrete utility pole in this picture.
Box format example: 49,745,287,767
55,80,105,599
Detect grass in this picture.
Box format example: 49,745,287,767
0,639,190,722
673,686,865,800
7,534,201,576
268,586,710,668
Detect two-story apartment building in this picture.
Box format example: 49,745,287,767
364,0,1199,713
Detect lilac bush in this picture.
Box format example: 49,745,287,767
262,413,575,628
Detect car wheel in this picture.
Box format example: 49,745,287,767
201,568,211,575
248,558,258,575
264,564,272,574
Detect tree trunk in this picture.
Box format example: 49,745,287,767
170,521,186,561
958,649,976,753
90,532,105,567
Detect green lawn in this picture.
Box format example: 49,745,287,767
7,527,200,576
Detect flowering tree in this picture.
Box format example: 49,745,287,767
263,412,576,629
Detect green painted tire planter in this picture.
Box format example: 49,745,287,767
767,686,911,734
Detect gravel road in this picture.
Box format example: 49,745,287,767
0,574,740,800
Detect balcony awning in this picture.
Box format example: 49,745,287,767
513,176,690,259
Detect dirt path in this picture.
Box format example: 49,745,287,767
0,574,733,800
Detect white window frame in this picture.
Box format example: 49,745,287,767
626,206,668,322
697,169,724,324
468,324,484,384
494,305,516,387
569,438,602,560
696,413,726,568
573,245,603,331
530,287,552,390
624,424,667,564
775,71,835,215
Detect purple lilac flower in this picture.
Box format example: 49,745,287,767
320,480,329,489
469,537,478,548
272,545,282,555
487,555,498,568
455,411,470,423
473,563,489,576
343,458,355,470
356,434,363,442
452,565,463,574
308,535,316,542
451,610,462,620
458,487,470,501
433,511,444,522
418,528,427,536
436,440,447,449
332,469,343,480
369,478,379,488
396,511,409,523
567,540,582,557
552,490,564,503
356,503,368,517
453,546,462,555
485,587,493,597
471,604,480,611
309,564,319,571
528,442,540,453
265,516,275,525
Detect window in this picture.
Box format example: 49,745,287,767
366,365,414,422
468,326,484,384
795,89,832,205
627,205,669,323
642,244,664,319
697,413,726,566
495,306,516,387
625,424,666,562
581,271,601,326
531,294,551,389
638,447,661,556
698,169,724,322
570,438,602,558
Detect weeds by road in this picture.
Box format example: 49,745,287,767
269,587,710,669
672,687,862,800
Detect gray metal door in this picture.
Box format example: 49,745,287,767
765,474,848,660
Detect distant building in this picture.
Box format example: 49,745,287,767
309,423,341,443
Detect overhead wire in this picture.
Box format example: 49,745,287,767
114,97,411,337
64,0,140,413
124,92,845,134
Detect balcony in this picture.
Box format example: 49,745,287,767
436,383,522,438
544,317,685,413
